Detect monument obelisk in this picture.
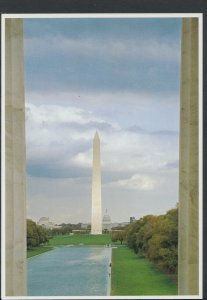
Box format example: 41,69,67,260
91,131,102,234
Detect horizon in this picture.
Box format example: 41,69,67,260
30,196,177,225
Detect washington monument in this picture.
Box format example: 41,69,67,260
91,131,102,234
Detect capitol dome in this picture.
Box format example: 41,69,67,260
102,209,111,231
103,214,111,223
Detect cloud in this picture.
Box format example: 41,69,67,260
26,101,179,180
26,102,117,178
25,35,180,63
26,103,99,125
107,174,159,191
24,18,181,40
27,170,178,224
57,120,114,132
24,26,181,94
127,126,179,136
25,90,180,139
25,89,179,108
71,151,92,169
26,175,92,224
163,160,179,170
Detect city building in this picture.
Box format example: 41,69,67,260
130,217,136,223
37,217,60,229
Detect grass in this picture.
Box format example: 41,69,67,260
27,246,53,258
27,234,112,258
111,246,177,296
48,234,112,246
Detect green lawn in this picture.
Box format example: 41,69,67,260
27,234,112,258
111,246,177,296
48,234,112,246
27,246,53,258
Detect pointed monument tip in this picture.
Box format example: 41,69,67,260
94,130,99,139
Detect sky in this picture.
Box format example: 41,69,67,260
24,17,181,224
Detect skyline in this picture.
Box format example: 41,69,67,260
24,17,181,224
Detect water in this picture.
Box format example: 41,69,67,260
27,246,112,296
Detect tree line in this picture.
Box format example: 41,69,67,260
27,219,49,248
27,220,91,248
126,207,178,275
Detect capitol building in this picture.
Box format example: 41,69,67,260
102,210,112,232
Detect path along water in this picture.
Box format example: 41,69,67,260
27,246,112,296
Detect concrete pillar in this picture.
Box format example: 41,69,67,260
91,131,102,234
178,18,199,295
5,19,27,296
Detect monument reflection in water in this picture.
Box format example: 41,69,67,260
28,246,111,296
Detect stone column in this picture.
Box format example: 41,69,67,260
178,18,199,295
5,19,27,296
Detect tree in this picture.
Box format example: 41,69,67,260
125,207,178,274
27,219,49,248
112,230,126,244
126,219,143,252
37,225,49,244
27,219,39,248
135,215,159,254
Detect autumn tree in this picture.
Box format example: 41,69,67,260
111,230,126,244
125,207,178,274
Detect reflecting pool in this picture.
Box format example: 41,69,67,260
27,246,112,296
